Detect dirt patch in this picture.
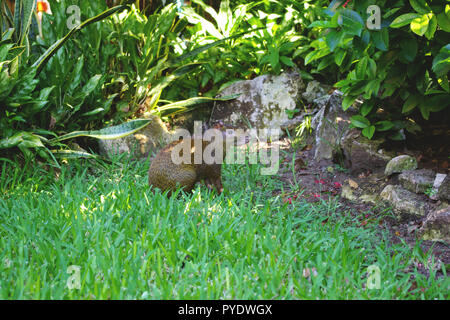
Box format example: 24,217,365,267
273,137,450,270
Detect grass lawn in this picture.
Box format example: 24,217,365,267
0,154,448,299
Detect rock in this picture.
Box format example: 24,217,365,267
340,129,393,173
419,207,450,244
384,155,417,176
380,184,428,217
310,91,357,162
398,169,435,194
211,72,304,135
341,185,357,201
98,114,174,159
340,179,382,204
437,175,450,202
302,80,329,103
280,114,307,131
431,173,447,200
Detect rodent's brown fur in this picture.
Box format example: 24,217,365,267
148,138,227,195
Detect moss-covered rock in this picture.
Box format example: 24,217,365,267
384,155,417,176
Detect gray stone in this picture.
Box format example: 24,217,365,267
380,184,428,217
302,80,328,103
385,155,418,176
419,207,450,244
340,129,393,173
398,169,435,194
437,175,450,202
311,91,358,161
211,72,305,135
430,173,447,200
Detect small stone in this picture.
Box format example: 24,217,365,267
431,173,447,200
348,178,359,189
385,155,418,176
380,184,427,217
437,175,450,202
419,207,450,244
398,169,435,194
341,185,357,201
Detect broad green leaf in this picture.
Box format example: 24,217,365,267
339,9,364,37
371,28,389,51
409,0,431,14
334,49,347,66
432,44,450,77
375,121,395,131
362,125,376,139
402,94,421,113
437,12,450,32
360,101,374,116
411,14,432,36
157,94,241,114
342,95,357,111
280,56,296,67
351,115,370,128
51,150,101,160
424,14,437,39
49,119,153,143
356,57,368,79
304,48,331,65
418,102,430,120
390,13,421,28
325,29,342,51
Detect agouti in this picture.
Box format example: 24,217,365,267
148,138,227,195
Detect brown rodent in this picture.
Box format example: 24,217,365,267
148,138,228,195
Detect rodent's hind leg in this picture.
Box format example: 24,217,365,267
169,166,196,193
213,176,223,194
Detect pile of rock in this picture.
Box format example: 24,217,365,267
380,155,449,243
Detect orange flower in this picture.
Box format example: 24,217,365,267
37,1,48,13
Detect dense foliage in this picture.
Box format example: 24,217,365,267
0,0,449,161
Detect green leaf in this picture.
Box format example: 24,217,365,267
0,131,44,150
308,21,336,28
362,125,376,139
51,150,101,160
356,57,368,79
432,44,450,77
157,94,241,114
436,12,450,32
351,115,370,128
418,102,430,120
339,9,364,37
390,13,421,28
279,56,296,67
49,119,153,143
409,0,431,14
269,48,280,68
334,49,347,66
375,121,395,131
360,101,374,117
371,28,389,51
402,94,421,113
411,14,432,36
325,29,342,51
424,14,437,40
425,94,450,112
342,95,357,111
304,48,331,65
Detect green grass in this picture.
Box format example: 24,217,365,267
0,154,448,299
